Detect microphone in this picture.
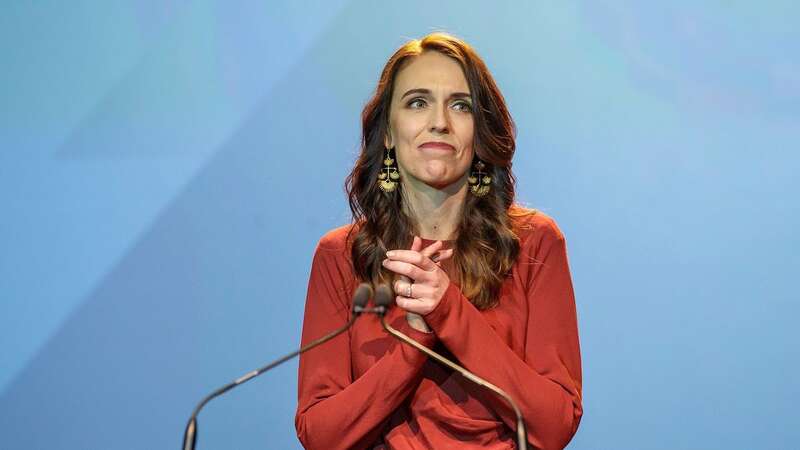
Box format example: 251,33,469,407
373,284,529,450
181,283,373,450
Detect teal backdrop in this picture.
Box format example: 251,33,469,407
1,1,798,449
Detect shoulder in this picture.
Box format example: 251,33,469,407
315,223,357,254
308,224,356,282
511,206,566,246
510,207,571,286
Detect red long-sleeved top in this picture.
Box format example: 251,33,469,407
295,211,582,449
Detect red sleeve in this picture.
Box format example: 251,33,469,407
294,232,438,450
423,217,583,450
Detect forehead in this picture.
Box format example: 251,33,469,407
393,51,470,95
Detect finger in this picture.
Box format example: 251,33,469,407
406,283,434,299
393,278,412,296
385,250,437,271
393,281,435,300
420,240,443,259
398,273,411,284
432,248,454,264
382,259,433,281
389,237,419,286
400,237,423,284
396,296,433,315
410,235,422,252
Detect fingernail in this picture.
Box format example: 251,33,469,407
386,251,395,257
382,259,389,266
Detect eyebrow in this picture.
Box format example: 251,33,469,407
400,88,472,100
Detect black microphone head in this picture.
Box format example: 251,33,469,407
352,283,372,309
374,284,393,309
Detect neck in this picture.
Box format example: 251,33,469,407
402,175,468,241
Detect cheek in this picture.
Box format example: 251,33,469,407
455,117,475,153
396,117,426,144
458,152,474,176
461,129,475,161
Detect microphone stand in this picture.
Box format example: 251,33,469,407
374,285,528,450
181,284,373,450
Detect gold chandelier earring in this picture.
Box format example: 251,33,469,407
468,160,492,197
377,147,400,192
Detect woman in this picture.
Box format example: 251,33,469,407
295,32,582,450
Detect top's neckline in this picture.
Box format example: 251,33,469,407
419,237,455,246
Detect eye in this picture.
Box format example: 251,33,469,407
452,101,473,112
407,97,427,109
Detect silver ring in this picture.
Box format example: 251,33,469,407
406,283,413,298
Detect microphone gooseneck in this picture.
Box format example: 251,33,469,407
181,283,373,450
373,284,529,450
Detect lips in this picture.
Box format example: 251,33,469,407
418,141,456,151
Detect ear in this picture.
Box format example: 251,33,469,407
384,127,393,149
383,120,392,148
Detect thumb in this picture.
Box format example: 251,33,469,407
397,236,422,285
410,235,422,252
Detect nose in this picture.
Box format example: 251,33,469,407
428,102,450,134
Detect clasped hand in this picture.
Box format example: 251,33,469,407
382,236,452,315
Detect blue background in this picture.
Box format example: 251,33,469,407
1,1,798,449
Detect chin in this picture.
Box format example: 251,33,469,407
404,164,469,191
423,177,466,191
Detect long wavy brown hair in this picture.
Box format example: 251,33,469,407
345,32,533,309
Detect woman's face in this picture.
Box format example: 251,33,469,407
385,51,475,191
